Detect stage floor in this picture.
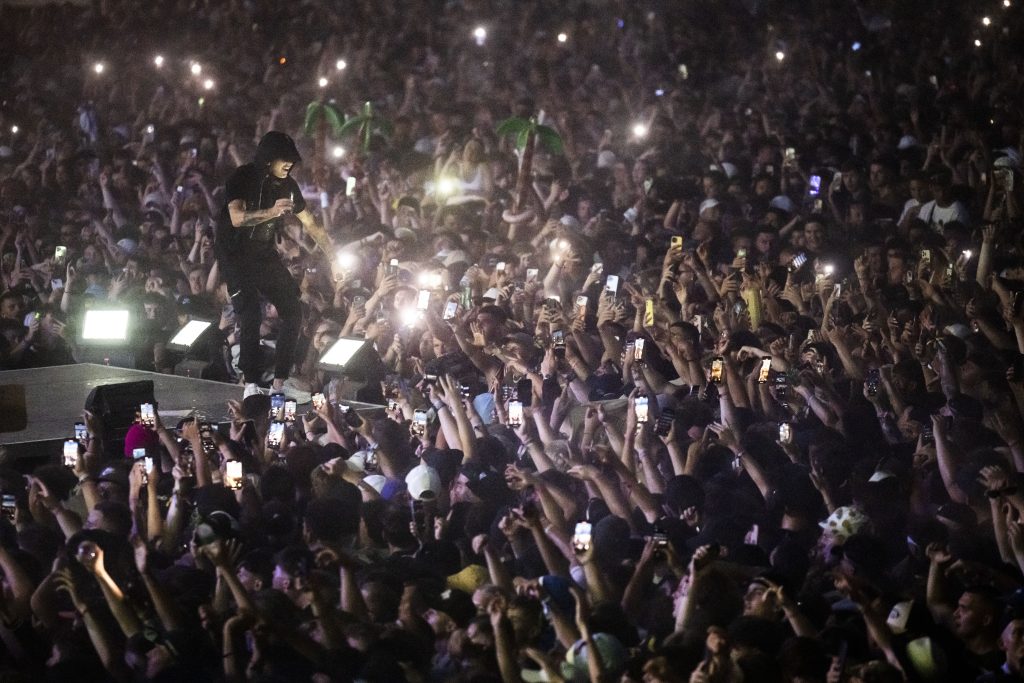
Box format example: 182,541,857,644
0,364,244,449
0,364,385,465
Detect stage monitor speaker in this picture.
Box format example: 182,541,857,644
84,380,155,457
0,385,28,433
174,359,213,379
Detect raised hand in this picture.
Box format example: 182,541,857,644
707,422,738,449
566,463,600,481
1007,508,1024,558
201,538,231,568
271,197,294,217
504,464,535,491
75,540,105,575
978,465,1009,494
53,568,87,612
925,542,951,565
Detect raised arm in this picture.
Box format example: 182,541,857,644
52,568,129,680
133,537,183,632
932,414,968,504
0,544,33,624
76,541,143,639
296,208,332,255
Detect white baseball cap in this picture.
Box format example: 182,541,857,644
405,463,441,500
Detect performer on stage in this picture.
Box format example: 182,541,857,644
215,131,331,391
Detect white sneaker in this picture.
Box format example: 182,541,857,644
277,378,312,405
243,383,270,398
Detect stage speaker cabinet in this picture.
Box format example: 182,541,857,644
84,380,155,457
0,385,28,433
174,359,213,379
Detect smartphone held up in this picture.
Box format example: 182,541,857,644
572,521,592,553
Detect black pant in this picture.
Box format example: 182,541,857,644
227,243,301,382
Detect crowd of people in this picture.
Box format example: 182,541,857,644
3,0,1024,680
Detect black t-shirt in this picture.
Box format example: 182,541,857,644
215,163,305,258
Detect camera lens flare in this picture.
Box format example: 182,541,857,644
436,177,457,196
337,251,358,271
399,307,421,328
332,146,345,158
318,76,329,87
190,62,202,75
154,55,164,67
557,32,568,43
775,50,785,61
418,271,443,289
632,123,648,139
203,78,214,90
93,62,105,74
335,59,347,70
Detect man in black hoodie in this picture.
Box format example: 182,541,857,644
215,131,331,390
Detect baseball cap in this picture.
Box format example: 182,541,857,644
596,150,617,169
710,162,738,179
446,564,489,594
96,465,129,489
886,599,915,635
394,227,417,242
868,469,896,483
818,506,868,542
142,208,167,225
559,215,582,231
897,135,920,150
994,149,1021,169
699,198,720,215
405,464,441,501
116,238,139,256
769,195,796,214
362,474,387,494
560,633,628,682
441,250,469,267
